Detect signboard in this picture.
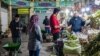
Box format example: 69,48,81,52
34,8,48,13
34,8,48,11
18,8,29,14
3,0,30,7
60,1,74,7
34,2,56,7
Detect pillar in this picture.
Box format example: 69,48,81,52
56,0,60,7
0,0,1,31
30,0,34,17
8,0,12,24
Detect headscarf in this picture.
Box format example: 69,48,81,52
28,15,39,32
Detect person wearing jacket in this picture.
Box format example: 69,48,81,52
43,16,51,34
9,14,23,53
28,15,42,56
9,14,23,43
69,13,85,33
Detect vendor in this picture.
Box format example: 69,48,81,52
50,8,64,56
68,12,85,33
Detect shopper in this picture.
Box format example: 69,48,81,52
68,12,85,33
9,14,23,53
43,16,51,42
43,16,51,34
9,14,23,43
28,15,42,56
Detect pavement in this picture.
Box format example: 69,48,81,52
0,33,53,56
0,33,79,56
20,34,52,56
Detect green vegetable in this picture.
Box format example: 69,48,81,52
67,34,77,40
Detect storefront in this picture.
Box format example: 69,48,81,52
0,1,9,32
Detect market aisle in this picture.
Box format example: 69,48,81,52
20,33,52,56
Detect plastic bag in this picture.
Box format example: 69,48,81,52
63,44,81,54
63,39,81,54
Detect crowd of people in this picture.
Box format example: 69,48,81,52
9,8,86,56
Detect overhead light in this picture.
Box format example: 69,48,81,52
86,7,90,11
65,9,70,14
81,8,85,12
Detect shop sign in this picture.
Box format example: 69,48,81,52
2,0,30,7
60,1,73,7
34,2,56,7
18,8,29,14
16,1,26,6
39,3,52,7
16,1,30,7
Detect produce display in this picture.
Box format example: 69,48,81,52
87,29,100,35
90,10,100,29
93,10,100,18
63,43,81,54
84,33,100,56
63,33,81,55
67,34,77,40
64,40,79,47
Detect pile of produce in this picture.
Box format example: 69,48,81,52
84,33,100,56
63,33,81,54
90,10,100,29
93,10,100,18
67,34,77,40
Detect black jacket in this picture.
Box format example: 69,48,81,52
9,20,23,37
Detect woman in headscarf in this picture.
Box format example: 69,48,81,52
28,15,42,56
